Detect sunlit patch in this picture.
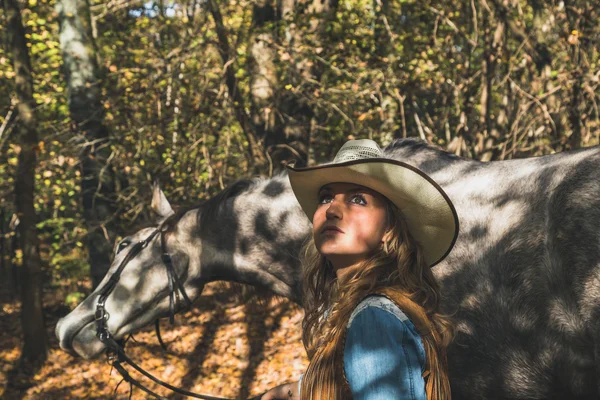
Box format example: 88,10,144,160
580,270,600,319
509,307,537,332
460,294,482,311
455,321,474,335
4,282,307,398
503,349,546,396
119,271,141,292
548,297,584,337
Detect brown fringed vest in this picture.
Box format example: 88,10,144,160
300,286,452,400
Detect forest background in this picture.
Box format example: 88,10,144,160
0,0,599,397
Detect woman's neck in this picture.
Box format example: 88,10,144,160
331,258,362,281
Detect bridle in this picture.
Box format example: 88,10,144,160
94,221,263,400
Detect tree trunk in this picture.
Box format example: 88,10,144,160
0,208,6,274
56,0,117,288
564,0,589,150
249,1,278,144
273,0,339,168
0,208,12,296
477,4,501,162
249,0,312,170
206,0,267,172
4,0,48,363
374,0,393,58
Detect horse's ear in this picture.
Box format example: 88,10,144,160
151,180,175,222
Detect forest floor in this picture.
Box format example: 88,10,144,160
0,278,308,399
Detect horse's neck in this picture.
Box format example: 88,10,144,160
196,182,309,302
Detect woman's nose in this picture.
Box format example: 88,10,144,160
325,198,342,219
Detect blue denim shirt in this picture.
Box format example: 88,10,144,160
299,295,427,399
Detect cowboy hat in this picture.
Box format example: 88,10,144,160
286,139,459,267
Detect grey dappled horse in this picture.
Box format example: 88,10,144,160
56,138,600,399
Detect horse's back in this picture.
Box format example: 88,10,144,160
440,145,600,399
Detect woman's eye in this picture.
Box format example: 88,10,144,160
350,194,367,205
319,194,333,204
117,240,130,254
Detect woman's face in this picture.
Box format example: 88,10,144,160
312,182,389,270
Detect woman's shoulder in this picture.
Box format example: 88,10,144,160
345,294,426,368
347,294,409,328
343,295,428,399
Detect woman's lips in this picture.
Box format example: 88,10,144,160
321,226,344,234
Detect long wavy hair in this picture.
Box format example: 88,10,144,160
300,198,455,399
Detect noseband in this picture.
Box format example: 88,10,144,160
94,223,263,400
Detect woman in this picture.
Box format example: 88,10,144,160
261,139,459,400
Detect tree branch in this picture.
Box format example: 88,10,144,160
206,0,266,170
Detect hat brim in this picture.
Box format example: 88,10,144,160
287,158,459,267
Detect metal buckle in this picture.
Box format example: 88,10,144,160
95,307,109,322
107,350,118,364
97,296,105,307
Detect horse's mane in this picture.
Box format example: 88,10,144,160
385,137,432,151
197,178,259,228
386,137,453,154
164,173,294,235
384,137,463,163
149,179,260,236
165,177,278,306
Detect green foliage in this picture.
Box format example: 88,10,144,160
0,0,599,289
64,290,86,310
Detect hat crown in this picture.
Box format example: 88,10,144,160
332,139,383,163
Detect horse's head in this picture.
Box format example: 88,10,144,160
55,184,203,359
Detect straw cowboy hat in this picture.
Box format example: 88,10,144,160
287,139,459,267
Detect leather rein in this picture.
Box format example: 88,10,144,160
94,223,263,400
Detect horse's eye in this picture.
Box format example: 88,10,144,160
117,240,130,254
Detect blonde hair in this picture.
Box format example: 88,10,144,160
300,199,454,399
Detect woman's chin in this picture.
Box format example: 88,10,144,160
317,241,350,256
